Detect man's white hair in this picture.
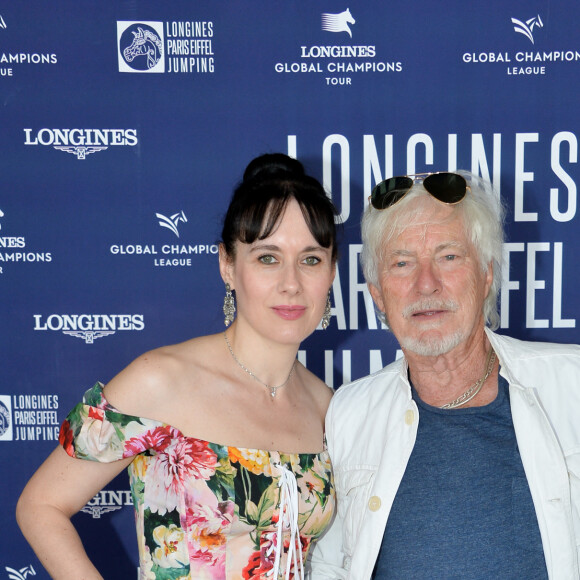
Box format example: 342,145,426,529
360,170,505,330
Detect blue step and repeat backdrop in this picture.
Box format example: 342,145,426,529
1,1,579,577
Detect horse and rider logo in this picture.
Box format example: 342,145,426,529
117,22,165,73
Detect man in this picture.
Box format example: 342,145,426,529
310,172,580,579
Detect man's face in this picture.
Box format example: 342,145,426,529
368,204,492,357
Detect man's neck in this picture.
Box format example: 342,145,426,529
405,331,498,408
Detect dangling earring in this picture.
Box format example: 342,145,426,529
321,291,332,330
223,283,235,327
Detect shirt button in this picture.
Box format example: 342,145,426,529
368,496,381,511
404,409,415,425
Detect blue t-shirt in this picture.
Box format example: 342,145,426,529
372,374,548,579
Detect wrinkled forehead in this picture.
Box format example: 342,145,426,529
377,209,474,271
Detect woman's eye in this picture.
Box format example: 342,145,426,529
395,261,407,268
444,255,457,261
258,255,277,264
303,256,321,266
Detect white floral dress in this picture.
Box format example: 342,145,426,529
59,383,335,579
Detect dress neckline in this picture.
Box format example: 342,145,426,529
93,381,328,456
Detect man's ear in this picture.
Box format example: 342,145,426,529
218,244,234,288
484,260,493,299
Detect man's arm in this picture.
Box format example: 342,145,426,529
308,394,348,579
308,508,348,579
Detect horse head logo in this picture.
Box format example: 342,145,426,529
511,15,543,44
122,25,163,70
0,400,11,437
321,9,356,38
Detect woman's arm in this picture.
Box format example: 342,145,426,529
16,445,132,579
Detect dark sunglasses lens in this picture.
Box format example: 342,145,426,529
371,176,414,209
423,173,466,203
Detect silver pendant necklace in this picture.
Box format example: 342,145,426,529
439,348,497,409
224,332,296,399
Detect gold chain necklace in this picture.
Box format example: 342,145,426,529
440,348,496,409
224,332,296,399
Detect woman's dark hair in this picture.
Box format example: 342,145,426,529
221,153,338,261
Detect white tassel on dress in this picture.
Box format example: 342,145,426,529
267,463,304,580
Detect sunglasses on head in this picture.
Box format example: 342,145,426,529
370,172,468,210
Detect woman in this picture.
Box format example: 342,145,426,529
16,153,338,579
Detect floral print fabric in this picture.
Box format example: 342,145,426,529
59,383,335,579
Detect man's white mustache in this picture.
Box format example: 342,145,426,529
402,299,459,319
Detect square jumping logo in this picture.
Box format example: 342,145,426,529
0,395,13,441
117,21,165,73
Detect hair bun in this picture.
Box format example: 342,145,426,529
242,153,305,184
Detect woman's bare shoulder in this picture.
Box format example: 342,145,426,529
102,334,219,416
